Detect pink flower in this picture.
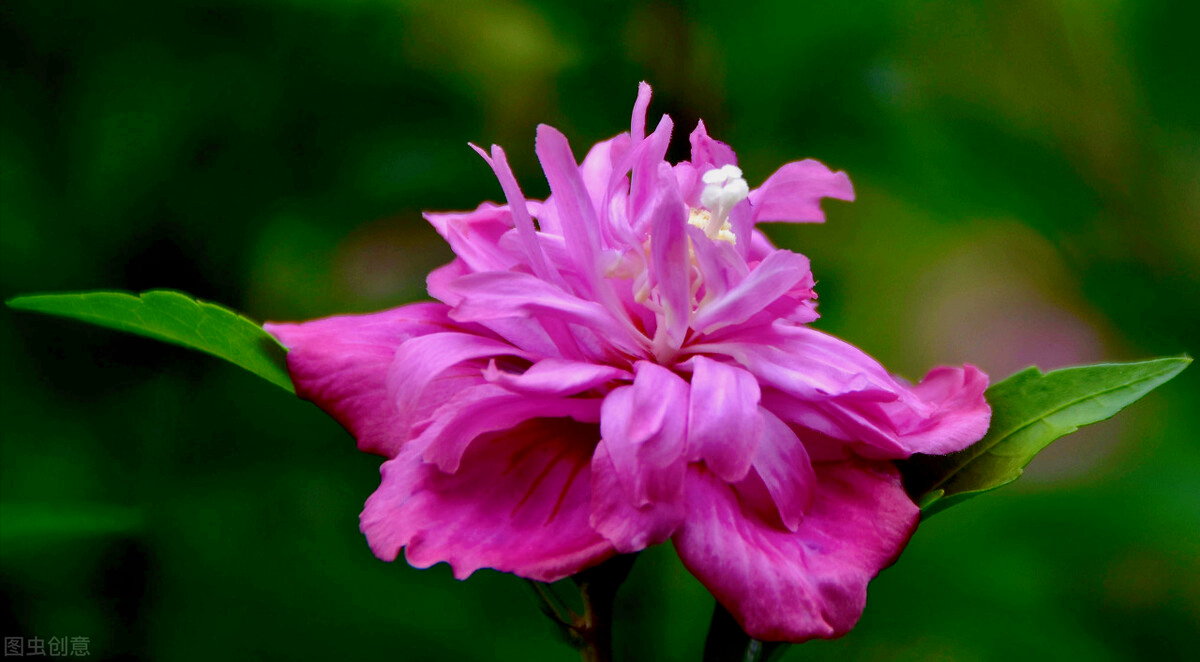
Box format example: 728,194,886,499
264,84,990,642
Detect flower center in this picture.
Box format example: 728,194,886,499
689,165,749,244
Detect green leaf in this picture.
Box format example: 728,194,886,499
900,356,1190,517
7,290,294,393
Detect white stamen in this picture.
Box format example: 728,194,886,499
691,166,749,244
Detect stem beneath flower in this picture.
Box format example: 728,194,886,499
572,554,637,662
702,602,790,662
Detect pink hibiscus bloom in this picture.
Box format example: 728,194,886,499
264,83,990,642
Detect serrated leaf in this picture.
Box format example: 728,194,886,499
900,356,1190,517
7,290,294,393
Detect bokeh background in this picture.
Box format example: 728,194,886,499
2,1,1197,660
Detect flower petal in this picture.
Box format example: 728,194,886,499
536,124,603,282
470,144,562,286
691,250,814,334
689,120,737,172
686,356,762,482
445,270,644,356
751,408,816,531
597,362,690,505
387,330,534,434
588,362,690,551
748,159,855,224
265,303,457,457
362,417,615,582
828,364,991,458
688,225,749,304
885,364,990,455
691,325,900,400
588,440,686,553
484,358,630,397
630,115,674,234
673,460,919,642
423,203,519,274
418,383,603,473
580,135,628,218
648,161,691,354
631,81,652,141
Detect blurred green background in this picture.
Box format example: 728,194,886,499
2,0,1197,660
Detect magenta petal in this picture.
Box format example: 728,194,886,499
691,250,814,334
875,364,991,456
484,358,629,397
751,408,816,531
418,383,603,473
579,136,625,212
673,461,919,642
422,203,519,274
387,330,533,432
597,362,690,506
686,356,762,482
362,418,615,582
589,440,685,553
425,257,472,306
535,125,603,281
265,303,456,457
749,160,855,224
470,144,561,286
688,225,750,304
631,81,652,141
689,120,737,171
691,326,899,400
630,115,674,231
647,162,691,353
445,271,643,355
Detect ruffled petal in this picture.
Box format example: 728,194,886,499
672,460,919,642
630,81,652,141
423,203,519,274
470,144,561,286
688,225,750,304
387,330,534,434
536,124,604,284
630,115,674,234
580,136,620,203
884,364,990,455
686,356,762,482
690,325,900,401
361,418,614,582
445,271,645,356
484,358,630,397
748,160,855,224
417,383,603,473
265,303,457,457
689,120,737,172
691,250,814,334
647,161,691,354
825,364,991,459
704,327,990,459
597,362,690,505
589,362,690,551
588,440,686,553
751,408,816,531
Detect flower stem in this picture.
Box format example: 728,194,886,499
572,554,637,662
702,602,789,662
